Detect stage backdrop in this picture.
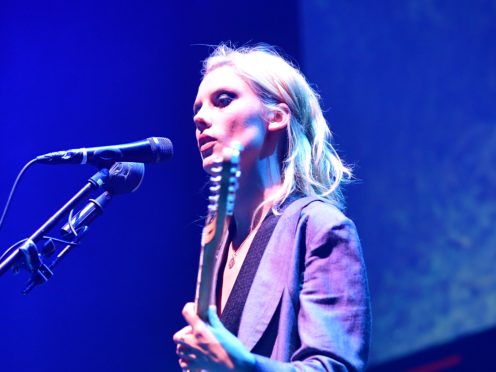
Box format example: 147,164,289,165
300,0,496,365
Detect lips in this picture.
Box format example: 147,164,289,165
198,134,216,153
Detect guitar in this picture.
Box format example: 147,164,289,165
194,143,241,322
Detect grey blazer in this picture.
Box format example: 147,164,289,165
223,197,371,371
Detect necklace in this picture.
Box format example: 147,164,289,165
227,231,255,270
227,214,267,270
228,250,237,270
228,243,242,269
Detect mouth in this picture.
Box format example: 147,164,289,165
198,135,216,153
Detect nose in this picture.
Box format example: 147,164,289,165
193,106,212,133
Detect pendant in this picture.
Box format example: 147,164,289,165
228,257,235,269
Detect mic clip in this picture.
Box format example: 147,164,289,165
14,239,54,286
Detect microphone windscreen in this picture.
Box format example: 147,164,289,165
149,137,173,163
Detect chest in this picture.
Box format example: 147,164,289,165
219,232,256,313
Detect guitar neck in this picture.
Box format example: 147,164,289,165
193,144,241,323
194,215,231,322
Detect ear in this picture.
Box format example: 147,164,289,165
267,103,290,132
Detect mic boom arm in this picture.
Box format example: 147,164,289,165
0,167,110,278
0,162,145,294
22,191,113,294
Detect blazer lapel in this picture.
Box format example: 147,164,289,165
237,197,317,351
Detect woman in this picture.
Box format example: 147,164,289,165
173,44,370,371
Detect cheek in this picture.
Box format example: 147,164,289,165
215,104,268,149
242,116,267,145
229,120,267,161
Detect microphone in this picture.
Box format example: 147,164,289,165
60,162,145,238
35,137,173,166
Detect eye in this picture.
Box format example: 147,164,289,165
215,92,236,108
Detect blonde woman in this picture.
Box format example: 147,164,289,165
173,44,370,371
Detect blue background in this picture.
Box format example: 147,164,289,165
1,1,495,370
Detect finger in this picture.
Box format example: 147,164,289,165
173,331,183,343
208,305,224,329
176,343,195,356
174,335,190,348
173,325,193,343
182,302,202,328
176,343,186,355
179,355,200,369
178,358,189,369
179,362,201,372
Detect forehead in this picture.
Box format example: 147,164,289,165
195,65,254,100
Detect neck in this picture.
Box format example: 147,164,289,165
232,154,282,248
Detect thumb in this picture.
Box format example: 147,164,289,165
208,305,224,329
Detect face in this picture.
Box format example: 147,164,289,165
193,65,269,174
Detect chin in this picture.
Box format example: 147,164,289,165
201,157,217,176
200,146,223,175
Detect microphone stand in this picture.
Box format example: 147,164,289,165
22,190,113,294
0,168,110,282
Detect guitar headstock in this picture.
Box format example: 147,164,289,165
195,143,242,320
201,142,242,247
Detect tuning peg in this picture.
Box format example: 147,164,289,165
211,165,222,174
208,195,219,203
209,185,220,193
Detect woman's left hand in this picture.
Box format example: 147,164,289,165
173,302,255,371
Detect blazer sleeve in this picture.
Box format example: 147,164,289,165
253,203,371,371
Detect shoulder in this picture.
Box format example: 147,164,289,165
301,199,349,226
297,199,361,254
274,196,361,252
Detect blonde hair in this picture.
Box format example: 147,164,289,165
202,43,352,212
